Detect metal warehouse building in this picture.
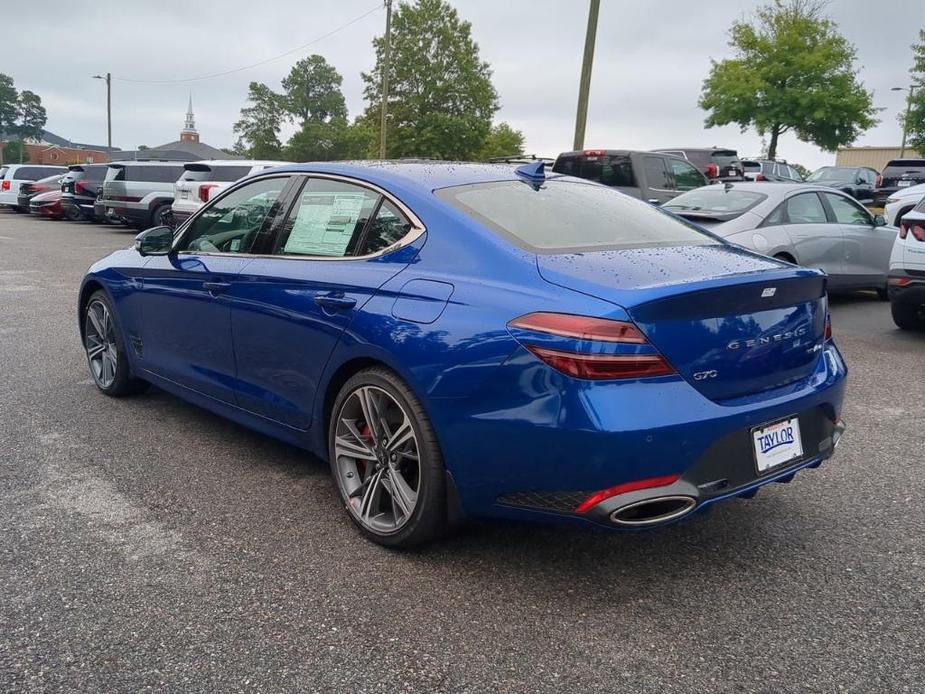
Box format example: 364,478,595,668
835,146,923,171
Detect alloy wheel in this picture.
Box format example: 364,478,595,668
84,299,118,389
334,385,421,534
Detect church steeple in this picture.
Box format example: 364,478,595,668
180,94,199,143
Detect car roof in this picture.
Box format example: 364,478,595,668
263,160,567,193
693,182,837,195
185,159,288,168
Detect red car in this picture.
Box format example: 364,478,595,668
29,190,65,219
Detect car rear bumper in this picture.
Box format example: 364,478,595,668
888,270,925,303
438,342,847,526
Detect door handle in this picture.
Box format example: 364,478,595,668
315,294,357,310
203,280,231,295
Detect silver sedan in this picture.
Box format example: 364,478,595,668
663,183,897,295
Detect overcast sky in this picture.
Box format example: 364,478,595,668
8,0,924,169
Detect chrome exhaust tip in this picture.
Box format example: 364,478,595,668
832,419,846,449
610,495,697,527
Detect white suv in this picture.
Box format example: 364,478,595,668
172,160,289,224
888,196,925,330
884,182,925,226
0,164,68,210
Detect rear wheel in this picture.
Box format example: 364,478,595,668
329,367,446,548
891,300,925,331
773,252,797,265
83,290,150,396
64,205,83,222
151,203,173,229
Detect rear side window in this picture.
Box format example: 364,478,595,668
276,179,380,257
0,166,8,179
436,180,718,253
553,155,636,187
125,165,184,183
643,156,672,189
785,193,827,224
359,200,413,255
15,167,50,180
105,166,125,182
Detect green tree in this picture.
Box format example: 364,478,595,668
901,29,925,155
362,0,499,159
16,90,46,140
2,140,28,164
285,118,371,162
233,81,284,159
699,0,877,160
474,122,525,160
0,73,18,137
282,55,348,126
790,162,811,179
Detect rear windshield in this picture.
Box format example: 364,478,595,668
808,167,855,182
182,165,253,182
742,161,761,171
664,189,766,216
436,180,718,253
882,160,925,177
710,150,739,162
552,154,636,187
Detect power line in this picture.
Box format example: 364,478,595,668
112,3,383,85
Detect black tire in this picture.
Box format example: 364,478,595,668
64,205,83,222
151,203,173,229
82,290,150,396
328,367,447,549
891,300,925,331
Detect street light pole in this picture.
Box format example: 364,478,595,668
378,0,393,160
93,73,112,161
573,0,601,151
892,84,920,158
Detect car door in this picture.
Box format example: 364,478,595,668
136,175,293,403
820,191,895,288
641,155,677,204
776,192,847,282
228,176,423,429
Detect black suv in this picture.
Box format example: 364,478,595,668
61,164,110,222
806,166,878,202
652,147,745,182
552,149,707,204
874,159,925,207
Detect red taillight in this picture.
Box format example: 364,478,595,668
575,474,681,514
509,312,647,343
1,180,9,191
508,312,676,380
75,180,89,195
824,314,832,341
889,277,912,287
755,173,766,181
582,149,605,157
526,346,676,380
875,174,882,188
199,183,218,203
706,164,719,178
911,225,925,242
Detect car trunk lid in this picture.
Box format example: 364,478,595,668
536,245,827,401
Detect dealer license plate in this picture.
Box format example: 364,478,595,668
752,417,803,473
898,180,913,187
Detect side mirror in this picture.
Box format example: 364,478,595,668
134,226,175,256
873,214,887,227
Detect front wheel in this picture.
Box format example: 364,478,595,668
83,290,150,396
329,367,447,549
891,301,925,331
64,205,83,222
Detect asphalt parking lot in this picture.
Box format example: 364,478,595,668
1,209,923,694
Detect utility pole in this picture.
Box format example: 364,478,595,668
378,0,393,159
572,0,600,151
893,84,920,158
93,73,112,161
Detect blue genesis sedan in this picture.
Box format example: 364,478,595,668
78,161,847,548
